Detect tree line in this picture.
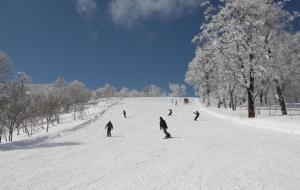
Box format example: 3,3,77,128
94,83,187,98
0,58,92,143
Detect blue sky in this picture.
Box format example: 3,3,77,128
0,0,299,92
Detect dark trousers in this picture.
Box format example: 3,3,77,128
107,129,112,137
162,128,171,138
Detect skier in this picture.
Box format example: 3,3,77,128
175,100,177,106
159,117,171,138
193,111,200,121
105,121,113,137
123,110,127,118
168,109,172,116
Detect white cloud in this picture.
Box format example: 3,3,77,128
109,0,202,26
75,0,98,19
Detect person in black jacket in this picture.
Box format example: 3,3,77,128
105,121,113,137
168,109,172,116
123,110,127,118
193,111,200,121
159,117,171,138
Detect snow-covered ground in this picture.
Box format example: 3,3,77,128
198,101,300,135
1,97,300,190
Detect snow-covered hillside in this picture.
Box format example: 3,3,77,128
1,97,300,190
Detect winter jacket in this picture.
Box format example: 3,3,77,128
160,119,168,129
105,122,113,130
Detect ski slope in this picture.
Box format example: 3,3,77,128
1,97,300,190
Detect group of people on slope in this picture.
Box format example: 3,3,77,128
105,108,200,138
167,109,200,121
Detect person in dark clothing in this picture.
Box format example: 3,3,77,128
159,117,171,138
193,111,200,121
123,110,127,118
105,121,113,137
168,109,172,116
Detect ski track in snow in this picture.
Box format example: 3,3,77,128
1,97,300,190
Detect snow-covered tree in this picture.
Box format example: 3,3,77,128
117,87,130,97
95,84,117,98
66,80,91,120
169,83,187,97
143,84,163,97
186,47,217,106
16,72,32,93
0,80,31,142
128,89,144,97
187,0,299,117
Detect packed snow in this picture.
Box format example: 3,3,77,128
1,97,300,190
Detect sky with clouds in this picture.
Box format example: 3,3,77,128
0,0,299,92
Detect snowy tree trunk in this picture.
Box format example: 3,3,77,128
234,95,237,111
264,93,268,105
223,98,227,109
206,84,211,106
8,127,13,142
275,80,287,115
56,114,60,124
247,74,255,118
24,127,30,136
46,119,50,133
247,90,255,118
17,126,20,136
73,104,76,120
229,91,234,110
0,128,2,143
259,90,263,106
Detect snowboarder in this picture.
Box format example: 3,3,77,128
105,121,113,137
193,111,200,121
159,117,171,138
123,110,127,118
168,109,172,116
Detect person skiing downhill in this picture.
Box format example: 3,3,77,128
123,110,127,118
159,117,171,138
193,111,200,121
168,109,172,116
105,121,113,137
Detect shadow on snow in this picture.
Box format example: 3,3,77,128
0,136,81,151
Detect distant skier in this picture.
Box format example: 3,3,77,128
159,117,171,138
105,121,113,137
193,111,200,121
168,109,172,116
175,100,177,106
123,110,127,118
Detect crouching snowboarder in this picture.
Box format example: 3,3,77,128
105,121,113,137
159,117,171,138
168,109,172,116
193,111,200,121
123,110,127,118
